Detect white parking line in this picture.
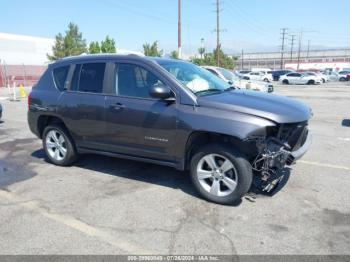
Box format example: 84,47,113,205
338,137,350,142
0,190,152,254
298,160,350,171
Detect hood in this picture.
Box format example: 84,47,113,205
197,90,312,123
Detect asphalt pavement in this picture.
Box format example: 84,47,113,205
0,82,349,255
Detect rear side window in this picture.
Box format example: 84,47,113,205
70,63,106,93
79,63,106,93
53,66,70,91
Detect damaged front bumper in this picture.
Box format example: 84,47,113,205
289,132,312,163
252,130,312,192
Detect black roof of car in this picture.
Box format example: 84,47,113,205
51,54,184,67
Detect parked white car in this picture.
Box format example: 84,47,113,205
279,72,322,85
202,66,273,93
244,71,273,82
320,70,339,82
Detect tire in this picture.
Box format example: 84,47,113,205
307,80,315,85
42,124,77,166
190,144,253,205
322,79,326,83
339,77,346,82
263,78,269,82
282,79,289,85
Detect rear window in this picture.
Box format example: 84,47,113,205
53,66,70,91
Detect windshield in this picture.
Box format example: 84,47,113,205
159,61,230,96
217,68,235,81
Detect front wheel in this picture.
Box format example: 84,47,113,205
190,144,253,205
43,124,77,166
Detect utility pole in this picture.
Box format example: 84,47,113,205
280,28,288,69
290,34,296,61
178,0,182,59
241,49,244,70
200,38,205,59
297,30,303,71
306,40,311,60
216,0,220,66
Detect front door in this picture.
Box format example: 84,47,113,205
104,63,178,161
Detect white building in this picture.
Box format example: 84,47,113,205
0,32,143,87
0,32,54,65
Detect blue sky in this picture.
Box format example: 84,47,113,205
1,0,350,54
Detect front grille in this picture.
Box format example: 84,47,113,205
277,121,308,151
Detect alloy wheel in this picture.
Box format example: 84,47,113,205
196,154,238,197
45,130,67,161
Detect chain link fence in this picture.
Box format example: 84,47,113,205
0,62,47,88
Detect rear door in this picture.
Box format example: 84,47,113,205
57,62,108,150
287,73,302,84
103,62,178,161
294,73,304,84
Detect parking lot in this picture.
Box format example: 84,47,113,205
0,82,349,255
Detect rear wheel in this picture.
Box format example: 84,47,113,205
339,77,346,82
263,78,269,82
282,79,289,85
190,144,252,205
43,124,77,166
307,80,315,85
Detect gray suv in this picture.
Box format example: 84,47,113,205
28,54,312,204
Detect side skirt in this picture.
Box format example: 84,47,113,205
77,147,185,171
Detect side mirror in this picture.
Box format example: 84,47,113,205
149,85,174,100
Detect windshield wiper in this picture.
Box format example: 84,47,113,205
195,89,224,96
224,86,237,92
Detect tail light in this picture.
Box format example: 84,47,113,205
28,92,32,110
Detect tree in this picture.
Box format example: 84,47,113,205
143,41,163,57
89,41,101,54
198,47,206,59
190,48,237,70
170,50,179,59
47,23,87,61
101,36,116,53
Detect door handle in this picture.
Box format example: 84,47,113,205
110,103,125,112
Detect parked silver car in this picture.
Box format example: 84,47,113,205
202,66,273,93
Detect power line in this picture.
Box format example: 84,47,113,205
307,40,311,59
225,1,275,39
297,30,303,71
290,34,296,61
280,28,288,69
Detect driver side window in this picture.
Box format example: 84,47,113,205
115,63,164,99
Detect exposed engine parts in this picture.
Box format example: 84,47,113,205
252,137,292,192
248,122,309,193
